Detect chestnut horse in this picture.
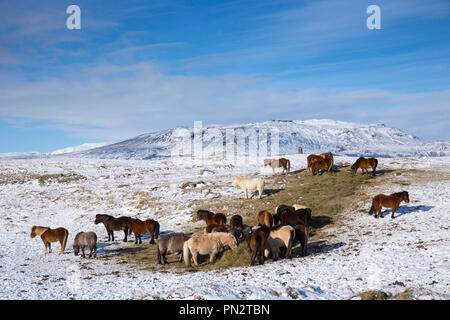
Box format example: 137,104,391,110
310,157,333,175
320,152,334,172
257,210,274,228
30,226,69,255
196,209,226,226
369,191,410,219
351,157,378,176
247,226,271,266
307,154,323,173
126,218,160,244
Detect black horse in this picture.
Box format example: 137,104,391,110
94,214,131,242
274,205,312,227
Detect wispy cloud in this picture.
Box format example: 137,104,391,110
1,61,449,141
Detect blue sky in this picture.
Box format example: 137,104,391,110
1,0,450,152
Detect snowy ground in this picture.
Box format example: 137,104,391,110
0,155,448,299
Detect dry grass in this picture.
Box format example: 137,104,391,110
120,166,379,272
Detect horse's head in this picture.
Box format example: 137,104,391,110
231,178,238,187
30,226,37,238
403,191,410,203
94,214,103,224
351,162,358,173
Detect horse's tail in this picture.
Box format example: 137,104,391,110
287,159,291,173
62,229,69,253
183,240,191,266
373,159,378,176
369,201,375,215
285,228,295,259
250,235,262,266
154,221,160,239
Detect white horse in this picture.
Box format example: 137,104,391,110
183,232,237,266
232,177,265,199
264,225,295,260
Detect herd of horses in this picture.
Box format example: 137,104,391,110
29,152,410,268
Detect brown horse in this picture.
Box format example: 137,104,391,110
257,210,274,228
30,226,69,255
320,152,334,171
247,226,271,266
369,191,410,219
310,157,333,175
94,214,131,242
196,210,226,226
307,154,323,172
264,158,291,175
351,157,378,176
126,218,160,244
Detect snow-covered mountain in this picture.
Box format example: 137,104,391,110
77,119,450,159
0,142,111,159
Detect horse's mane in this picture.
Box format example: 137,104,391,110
391,191,408,197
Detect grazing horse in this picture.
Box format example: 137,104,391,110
293,224,309,257
232,177,265,199
229,215,243,229
307,154,323,172
156,234,190,264
369,191,410,219
264,225,295,260
247,226,271,266
274,205,312,227
320,152,334,172
30,226,69,255
351,157,378,176
264,158,291,175
310,157,333,175
94,214,131,242
126,218,160,244
205,224,242,243
183,233,237,266
73,232,97,258
257,210,274,228
196,210,227,226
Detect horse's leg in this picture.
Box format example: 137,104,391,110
391,204,399,219
59,239,64,254
134,232,138,244
123,228,128,242
244,188,248,199
209,251,217,264
48,242,52,253
149,231,155,244
139,234,142,244
107,229,111,242
192,251,199,266
259,249,264,265
81,247,85,258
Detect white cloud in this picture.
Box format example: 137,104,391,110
0,61,449,141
